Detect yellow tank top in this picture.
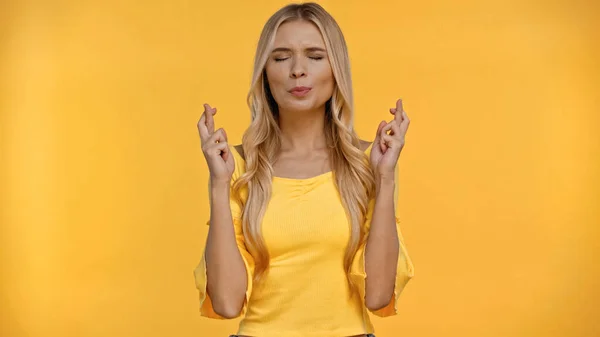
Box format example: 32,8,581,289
194,143,415,336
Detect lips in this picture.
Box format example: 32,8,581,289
289,86,311,97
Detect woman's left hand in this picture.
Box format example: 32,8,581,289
370,98,410,181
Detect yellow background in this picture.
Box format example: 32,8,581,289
1,0,598,336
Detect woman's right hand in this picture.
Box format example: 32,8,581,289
197,103,235,184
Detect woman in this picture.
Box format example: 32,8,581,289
194,3,414,336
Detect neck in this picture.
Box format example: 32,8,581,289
278,107,327,152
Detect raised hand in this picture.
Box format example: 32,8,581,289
197,103,235,184
370,98,410,181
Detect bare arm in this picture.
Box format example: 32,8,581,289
197,103,249,318
364,175,400,311
364,99,411,311
204,179,248,318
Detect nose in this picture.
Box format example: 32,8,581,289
290,58,307,78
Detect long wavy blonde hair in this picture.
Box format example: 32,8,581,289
232,2,376,299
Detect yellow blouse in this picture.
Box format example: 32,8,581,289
194,143,415,337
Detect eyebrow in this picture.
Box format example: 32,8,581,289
271,47,327,53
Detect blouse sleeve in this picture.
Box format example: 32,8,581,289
193,146,254,319
349,168,415,317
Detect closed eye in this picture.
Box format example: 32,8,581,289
274,56,324,62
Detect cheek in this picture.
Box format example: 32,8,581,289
265,66,286,93
316,62,333,80
316,65,335,94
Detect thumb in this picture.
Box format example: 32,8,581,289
373,120,386,143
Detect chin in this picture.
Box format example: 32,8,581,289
283,101,317,112
287,99,331,112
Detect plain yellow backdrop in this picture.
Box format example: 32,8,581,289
1,0,598,336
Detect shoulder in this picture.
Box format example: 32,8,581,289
229,144,247,180
233,144,245,161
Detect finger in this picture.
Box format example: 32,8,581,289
206,128,226,144
198,112,209,143
198,104,217,140
204,104,215,135
220,141,230,162
389,121,402,138
204,103,217,134
396,110,409,137
374,120,386,152
381,133,400,150
207,141,229,158
394,99,404,123
381,121,394,136
390,108,397,115
373,120,385,141
395,98,403,112
401,110,410,127
379,122,392,152
203,133,228,156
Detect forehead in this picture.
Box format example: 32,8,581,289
272,20,326,49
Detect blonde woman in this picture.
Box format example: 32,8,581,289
194,3,414,337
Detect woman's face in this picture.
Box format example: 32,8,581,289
265,20,335,115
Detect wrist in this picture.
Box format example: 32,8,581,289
375,177,395,195
375,171,395,184
210,178,231,191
